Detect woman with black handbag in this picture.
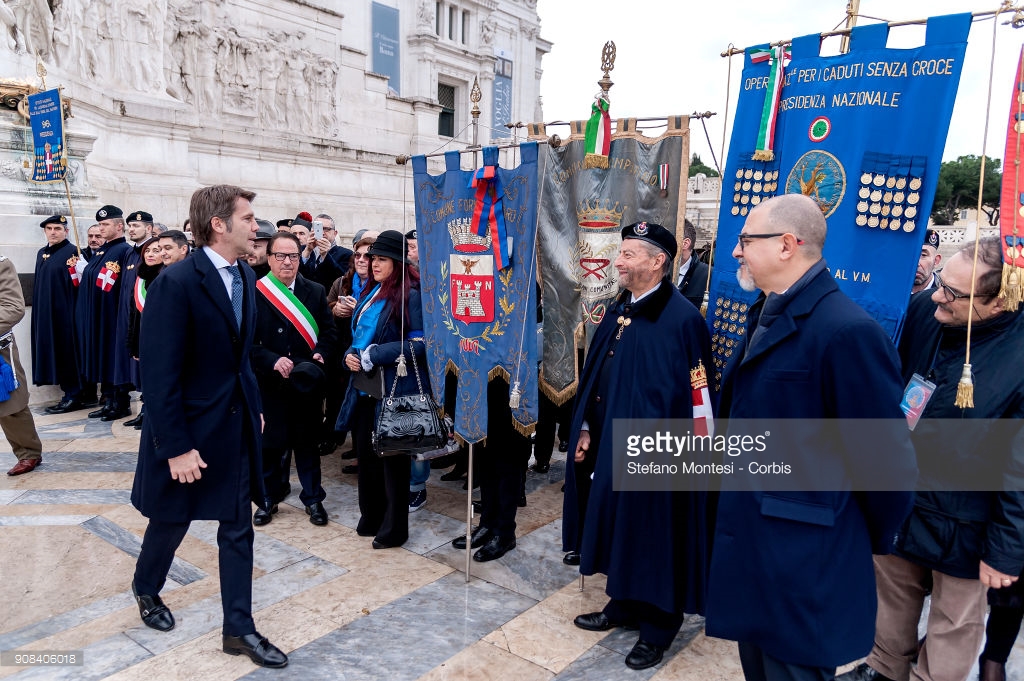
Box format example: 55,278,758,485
338,230,432,549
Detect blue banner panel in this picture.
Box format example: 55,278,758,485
371,2,400,95
707,14,971,390
27,88,66,183
492,56,513,139
413,143,540,443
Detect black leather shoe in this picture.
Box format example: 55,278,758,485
306,502,328,526
573,611,617,632
88,404,112,418
836,663,895,681
473,535,516,562
558,441,569,452
372,539,394,549
101,407,132,421
563,551,581,566
452,526,492,550
45,397,89,414
340,448,358,460
253,504,278,526
318,441,335,457
625,639,665,670
123,413,143,427
530,462,550,474
341,463,359,474
134,415,144,431
132,582,175,632
222,632,288,668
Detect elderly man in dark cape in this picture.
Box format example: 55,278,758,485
563,221,715,671
32,215,92,413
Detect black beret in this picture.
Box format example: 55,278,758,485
255,219,275,240
39,215,67,228
96,205,123,221
276,218,292,229
405,229,417,240
621,221,677,261
128,211,154,223
924,229,940,250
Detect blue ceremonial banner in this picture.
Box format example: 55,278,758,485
492,52,513,139
414,142,539,443
707,13,971,389
27,88,66,183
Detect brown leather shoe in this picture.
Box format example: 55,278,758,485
7,458,41,476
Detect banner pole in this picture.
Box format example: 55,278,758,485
465,442,474,582
62,178,82,256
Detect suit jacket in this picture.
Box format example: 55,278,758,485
251,273,336,449
704,265,917,668
677,255,710,310
131,249,265,522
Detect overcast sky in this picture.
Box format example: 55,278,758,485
534,0,1023,169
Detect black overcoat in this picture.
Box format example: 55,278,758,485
31,239,80,388
74,236,132,384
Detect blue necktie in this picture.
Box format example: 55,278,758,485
228,266,243,329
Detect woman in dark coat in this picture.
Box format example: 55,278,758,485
124,238,163,430
338,230,430,549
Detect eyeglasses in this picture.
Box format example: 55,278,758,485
736,232,805,251
269,252,300,262
353,252,369,260
938,283,997,303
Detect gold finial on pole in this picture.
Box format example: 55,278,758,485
471,76,481,153
36,59,47,90
598,41,616,99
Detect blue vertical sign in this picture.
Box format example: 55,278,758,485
27,89,66,183
492,52,513,139
372,2,400,95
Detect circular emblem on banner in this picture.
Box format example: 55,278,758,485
785,149,846,218
808,116,831,143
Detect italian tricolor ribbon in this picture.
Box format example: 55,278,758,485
256,273,319,350
469,146,511,271
134,278,146,312
584,97,611,169
751,45,790,162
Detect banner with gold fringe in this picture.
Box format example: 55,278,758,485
999,46,1024,311
529,117,690,404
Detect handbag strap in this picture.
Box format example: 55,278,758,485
386,340,426,400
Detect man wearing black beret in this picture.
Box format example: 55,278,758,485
76,204,134,420
564,221,715,670
911,228,942,296
34,216,96,414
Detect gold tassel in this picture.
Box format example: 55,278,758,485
1001,263,1023,312
751,149,775,162
509,381,521,409
954,363,974,409
584,153,609,169
396,353,407,377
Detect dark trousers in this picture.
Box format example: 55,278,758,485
353,396,410,546
263,446,324,507
737,643,833,681
982,577,1024,664
603,598,685,649
478,379,531,540
133,465,256,637
100,382,131,408
533,391,565,467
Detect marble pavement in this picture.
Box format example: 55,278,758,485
1,403,1022,680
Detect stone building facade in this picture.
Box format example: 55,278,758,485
1,0,551,270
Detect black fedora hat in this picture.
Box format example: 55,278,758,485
290,361,326,394
366,230,409,264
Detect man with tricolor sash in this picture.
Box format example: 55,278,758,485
251,231,336,527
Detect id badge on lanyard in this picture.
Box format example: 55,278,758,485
900,373,936,431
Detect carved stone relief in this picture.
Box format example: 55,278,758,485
2,0,340,137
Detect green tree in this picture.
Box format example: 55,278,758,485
930,155,1001,226
688,153,719,178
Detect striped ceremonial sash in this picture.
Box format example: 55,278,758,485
134,278,146,312
256,274,319,350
